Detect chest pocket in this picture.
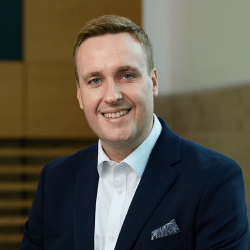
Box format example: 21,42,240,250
142,230,189,250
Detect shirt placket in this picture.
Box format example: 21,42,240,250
104,163,127,250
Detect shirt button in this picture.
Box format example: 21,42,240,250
109,236,115,242
117,189,123,195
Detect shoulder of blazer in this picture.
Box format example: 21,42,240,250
180,135,238,168
157,116,239,173
43,143,98,175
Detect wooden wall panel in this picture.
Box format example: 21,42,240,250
0,62,23,137
24,0,141,62
241,86,250,131
26,63,96,138
154,97,173,130
23,0,141,138
170,87,245,134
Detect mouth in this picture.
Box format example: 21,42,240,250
102,109,131,119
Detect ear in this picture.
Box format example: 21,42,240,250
76,81,84,110
151,68,158,97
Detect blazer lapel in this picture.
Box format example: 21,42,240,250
74,147,99,250
115,118,182,250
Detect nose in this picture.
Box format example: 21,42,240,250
104,81,122,104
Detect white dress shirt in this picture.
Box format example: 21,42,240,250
94,114,162,250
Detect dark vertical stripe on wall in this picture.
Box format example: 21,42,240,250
0,0,22,60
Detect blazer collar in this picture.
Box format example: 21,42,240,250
115,118,182,250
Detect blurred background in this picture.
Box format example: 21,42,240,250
0,0,249,249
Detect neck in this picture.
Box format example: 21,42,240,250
101,143,135,163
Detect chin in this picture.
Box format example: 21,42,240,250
103,133,132,144
108,136,130,143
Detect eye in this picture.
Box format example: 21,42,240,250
123,74,133,79
89,78,100,84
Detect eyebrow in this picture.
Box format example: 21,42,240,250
82,71,103,82
82,65,142,82
115,65,142,76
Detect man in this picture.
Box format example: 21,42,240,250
20,15,249,249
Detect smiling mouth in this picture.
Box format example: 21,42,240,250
102,109,131,119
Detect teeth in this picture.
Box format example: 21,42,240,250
103,109,129,118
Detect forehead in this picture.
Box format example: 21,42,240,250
76,33,147,73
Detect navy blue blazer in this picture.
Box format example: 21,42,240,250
20,118,250,249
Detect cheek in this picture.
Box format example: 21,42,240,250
83,100,95,117
81,89,101,115
80,96,95,121
135,86,153,110
131,92,153,127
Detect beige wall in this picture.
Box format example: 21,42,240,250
0,0,141,138
155,85,250,218
143,0,250,95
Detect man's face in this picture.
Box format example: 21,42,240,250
76,32,158,151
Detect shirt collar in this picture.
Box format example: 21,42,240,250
98,114,162,177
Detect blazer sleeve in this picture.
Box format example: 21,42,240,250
195,159,250,249
19,164,47,250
